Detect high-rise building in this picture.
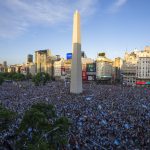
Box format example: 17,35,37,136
3,61,7,67
113,57,123,68
136,47,150,84
136,57,150,80
28,63,36,75
0,64,4,72
35,49,52,75
27,54,33,64
122,50,138,85
122,62,137,85
113,57,123,83
81,51,87,58
3,61,8,72
70,10,82,94
53,59,64,79
122,46,150,85
96,53,113,84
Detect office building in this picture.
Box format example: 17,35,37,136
35,49,52,75
96,53,113,83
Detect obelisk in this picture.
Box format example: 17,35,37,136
70,10,82,94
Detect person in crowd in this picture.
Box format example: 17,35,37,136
0,81,150,149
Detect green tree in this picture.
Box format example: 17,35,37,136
0,72,25,81
26,73,32,80
15,103,70,150
0,76,4,85
32,72,50,86
12,73,25,81
0,104,16,131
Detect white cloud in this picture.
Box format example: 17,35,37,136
108,0,127,13
0,0,98,38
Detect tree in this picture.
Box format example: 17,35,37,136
0,72,25,81
32,72,50,86
0,104,16,131
26,73,32,80
0,76,4,85
15,103,70,150
12,73,25,81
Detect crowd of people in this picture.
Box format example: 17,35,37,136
0,80,150,149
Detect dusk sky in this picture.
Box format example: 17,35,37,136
0,0,150,65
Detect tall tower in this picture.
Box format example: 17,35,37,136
70,10,82,94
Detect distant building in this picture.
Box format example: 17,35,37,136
122,62,136,85
28,63,36,75
35,49,52,75
82,57,94,71
3,61,7,67
136,47,150,84
53,58,64,80
136,57,150,83
0,64,4,72
64,59,72,78
113,57,123,68
82,58,94,81
8,65,16,73
96,53,113,83
122,50,139,85
27,54,33,64
122,46,150,85
144,46,150,52
81,51,87,58
124,51,138,64
113,57,123,83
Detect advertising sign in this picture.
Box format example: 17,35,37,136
136,81,150,85
82,71,87,81
86,63,96,72
136,81,146,85
66,53,72,60
87,75,95,81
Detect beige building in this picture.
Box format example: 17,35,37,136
35,49,52,75
64,59,72,78
144,46,150,52
113,57,123,68
0,64,4,72
113,57,123,83
53,58,64,79
124,51,138,64
96,53,113,83
136,46,150,82
27,63,36,75
122,62,136,85
123,50,139,85
136,57,150,82
122,46,150,85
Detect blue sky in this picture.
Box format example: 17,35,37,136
0,0,150,65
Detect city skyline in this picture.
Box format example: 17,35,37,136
0,0,150,65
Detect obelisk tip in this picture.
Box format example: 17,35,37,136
75,10,79,14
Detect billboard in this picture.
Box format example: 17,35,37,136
87,75,96,81
136,81,150,85
82,71,87,81
86,63,96,72
66,53,72,60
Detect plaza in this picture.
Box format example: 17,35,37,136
0,81,150,149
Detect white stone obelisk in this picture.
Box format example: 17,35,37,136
70,10,82,94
